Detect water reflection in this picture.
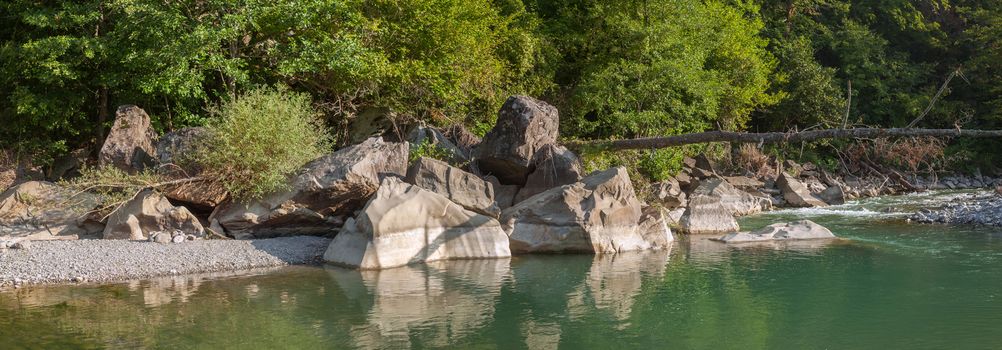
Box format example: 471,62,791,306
570,249,671,323
327,259,511,349
685,234,837,265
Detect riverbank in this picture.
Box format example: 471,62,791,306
910,191,1002,227
0,236,330,288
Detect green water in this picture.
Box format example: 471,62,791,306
4,191,1002,349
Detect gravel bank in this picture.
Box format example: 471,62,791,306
909,192,1002,226
0,236,331,288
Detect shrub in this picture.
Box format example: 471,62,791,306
734,144,774,178
60,166,167,217
196,87,331,200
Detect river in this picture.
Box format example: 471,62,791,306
3,190,1002,349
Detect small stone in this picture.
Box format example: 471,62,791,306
11,240,30,250
186,234,196,241
171,234,185,243
150,231,171,244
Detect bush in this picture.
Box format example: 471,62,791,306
197,87,331,200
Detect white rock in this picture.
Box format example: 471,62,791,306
714,220,836,243
324,177,510,269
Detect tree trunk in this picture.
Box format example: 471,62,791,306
566,128,1002,151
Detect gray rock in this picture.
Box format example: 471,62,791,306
211,137,408,238
155,127,227,210
723,176,764,191
514,145,583,203
818,185,846,205
638,207,675,248
405,157,500,218
99,105,158,174
407,124,471,165
690,178,771,217
324,177,510,269
11,240,30,250
714,220,836,243
149,231,172,244
502,167,664,253
477,96,559,185
777,172,827,207
485,176,519,210
653,178,687,208
103,190,204,240
0,181,104,239
678,194,741,235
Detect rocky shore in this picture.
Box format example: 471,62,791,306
909,191,1002,227
0,236,330,288
3,95,1000,287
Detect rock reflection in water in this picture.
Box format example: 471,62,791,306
568,249,671,325
327,258,511,349
685,234,838,265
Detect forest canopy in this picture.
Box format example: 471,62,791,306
3,0,1002,166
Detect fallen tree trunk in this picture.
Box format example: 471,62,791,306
566,128,1002,151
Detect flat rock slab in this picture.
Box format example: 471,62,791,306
714,220,836,243
0,236,330,288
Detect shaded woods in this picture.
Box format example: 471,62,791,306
3,0,1002,179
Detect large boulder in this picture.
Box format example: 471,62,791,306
714,220,835,243
818,185,846,205
324,178,510,269
477,96,559,185
405,157,500,218
485,176,519,211
723,176,765,191
501,167,665,254
443,124,481,158
210,137,409,238
103,189,204,240
514,145,583,203
777,172,827,207
693,178,771,216
678,194,740,234
653,178,687,208
0,181,103,239
637,206,675,248
99,105,158,174
155,127,227,210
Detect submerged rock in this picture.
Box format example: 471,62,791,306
477,96,559,185
212,137,408,238
714,220,835,243
104,190,204,240
501,167,667,253
405,157,500,218
99,105,158,174
324,177,510,269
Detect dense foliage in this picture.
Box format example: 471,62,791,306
3,0,1002,173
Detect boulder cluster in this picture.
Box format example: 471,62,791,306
4,96,1001,268
0,96,673,269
